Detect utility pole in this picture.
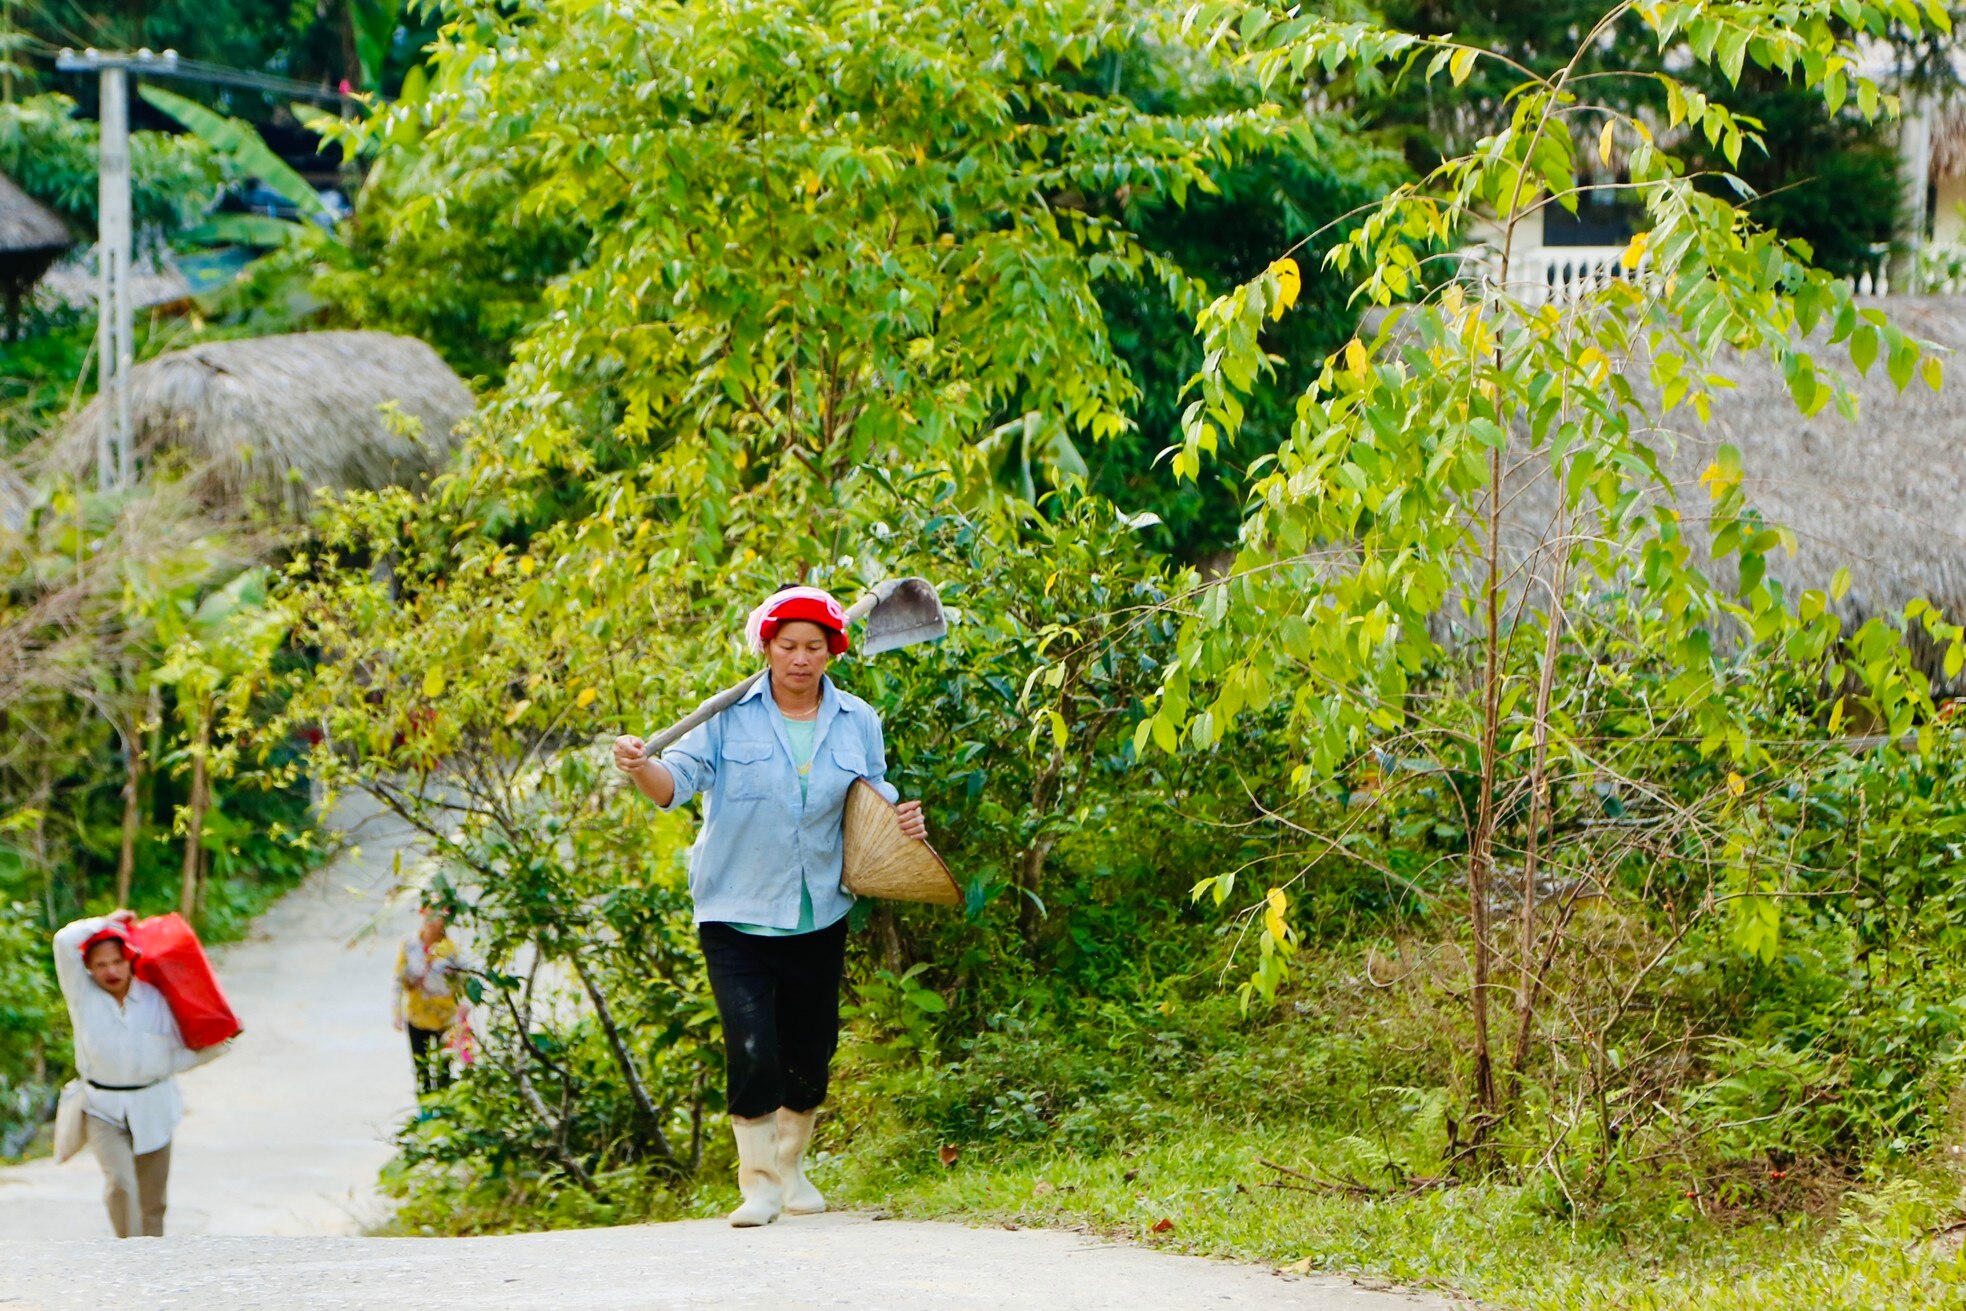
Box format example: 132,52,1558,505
55,47,179,491
3,0,15,105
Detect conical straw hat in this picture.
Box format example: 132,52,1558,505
843,779,960,906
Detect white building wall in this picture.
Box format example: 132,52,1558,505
1933,171,1966,246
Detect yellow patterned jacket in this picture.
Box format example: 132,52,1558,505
393,936,459,1032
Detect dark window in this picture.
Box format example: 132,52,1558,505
1543,201,1639,247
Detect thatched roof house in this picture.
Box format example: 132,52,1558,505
1501,296,1966,690
0,173,72,340
1693,299,1965,638
50,331,473,519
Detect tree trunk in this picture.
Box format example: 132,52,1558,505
514,1066,608,1199
179,711,210,921
115,686,156,907
570,952,680,1170
337,0,361,89
874,905,907,974
32,755,53,927
1507,519,1571,1105
147,690,166,826
1463,447,1506,1142
1016,753,1065,954
1016,836,1055,948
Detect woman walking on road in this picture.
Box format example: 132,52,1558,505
613,585,927,1227
51,909,229,1237
392,907,463,1095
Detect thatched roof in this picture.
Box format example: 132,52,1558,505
48,331,473,519
1931,100,1965,180
1500,295,1966,689
0,174,69,255
40,248,193,313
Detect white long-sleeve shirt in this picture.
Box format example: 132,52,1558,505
52,916,218,1156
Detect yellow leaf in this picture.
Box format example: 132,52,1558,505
504,698,531,725
519,555,536,575
1263,886,1289,942
1726,771,1746,797
1269,256,1301,319
1343,338,1369,376
1598,118,1615,167
576,687,599,709
1620,230,1650,271
1449,45,1477,85
423,667,447,699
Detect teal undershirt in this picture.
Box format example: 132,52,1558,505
729,712,826,937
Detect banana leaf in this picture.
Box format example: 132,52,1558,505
178,213,315,250
137,85,329,224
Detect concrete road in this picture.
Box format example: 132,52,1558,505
0,795,1457,1310
0,1213,1456,1310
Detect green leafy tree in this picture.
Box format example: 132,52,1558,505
1373,0,1917,277
1115,0,1965,1165
281,0,1320,1203
1087,50,1405,560
149,565,291,919
313,0,1299,549
311,86,590,381
0,92,219,234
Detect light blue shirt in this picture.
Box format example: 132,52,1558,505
654,673,898,930
729,713,820,937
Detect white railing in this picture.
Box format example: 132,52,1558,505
1471,244,1649,305
1853,243,1893,296
1472,242,1908,302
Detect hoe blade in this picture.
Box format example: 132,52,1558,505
861,577,947,655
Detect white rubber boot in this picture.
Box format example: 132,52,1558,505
776,1107,826,1215
728,1115,784,1227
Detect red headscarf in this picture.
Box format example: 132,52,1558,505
745,587,851,656
79,921,140,965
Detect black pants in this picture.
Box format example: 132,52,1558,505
698,918,848,1119
408,1023,452,1095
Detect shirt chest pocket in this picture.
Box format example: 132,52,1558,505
721,737,778,802
816,743,867,805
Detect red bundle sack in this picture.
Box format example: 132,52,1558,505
130,913,241,1050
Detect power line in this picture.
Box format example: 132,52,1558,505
39,44,380,492
156,54,374,107
36,40,378,106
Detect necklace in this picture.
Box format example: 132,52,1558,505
778,702,820,721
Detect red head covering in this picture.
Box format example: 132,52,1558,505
747,587,851,656
79,922,140,965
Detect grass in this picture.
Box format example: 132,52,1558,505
821,1119,1966,1310
359,948,1966,1308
